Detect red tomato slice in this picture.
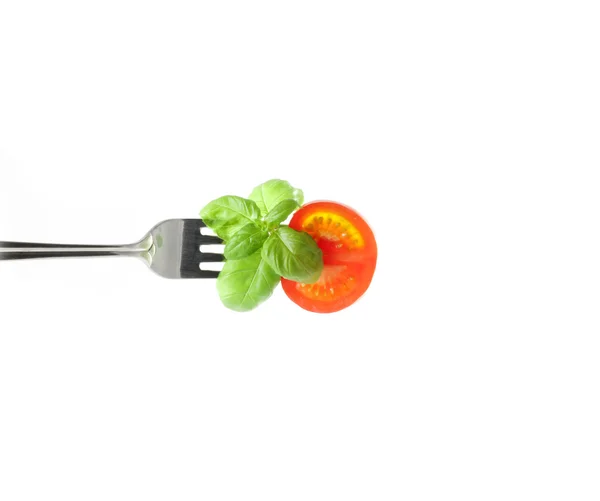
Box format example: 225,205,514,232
281,201,377,313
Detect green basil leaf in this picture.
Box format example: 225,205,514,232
216,251,280,312
249,179,304,216
265,199,300,227
200,196,262,241
261,226,323,284
224,224,269,260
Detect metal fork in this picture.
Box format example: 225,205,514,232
0,219,224,279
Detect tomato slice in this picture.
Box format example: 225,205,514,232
281,201,377,313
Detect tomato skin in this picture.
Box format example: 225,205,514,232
282,201,377,313
281,261,375,313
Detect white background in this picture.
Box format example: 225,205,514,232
1,1,599,500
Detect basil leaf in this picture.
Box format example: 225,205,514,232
261,226,323,284
200,196,262,241
249,179,304,216
265,199,300,227
216,251,280,312
224,224,269,260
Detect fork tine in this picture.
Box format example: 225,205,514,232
198,270,220,279
200,252,225,263
185,219,223,244
198,235,223,245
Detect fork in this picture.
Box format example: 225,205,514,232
0,219,224,279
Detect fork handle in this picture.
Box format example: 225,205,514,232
0,241,148,261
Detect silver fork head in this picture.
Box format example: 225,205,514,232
145,219,224,279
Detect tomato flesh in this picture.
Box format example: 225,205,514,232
282,201,377,313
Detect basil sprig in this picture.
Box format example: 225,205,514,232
200,180,323,312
